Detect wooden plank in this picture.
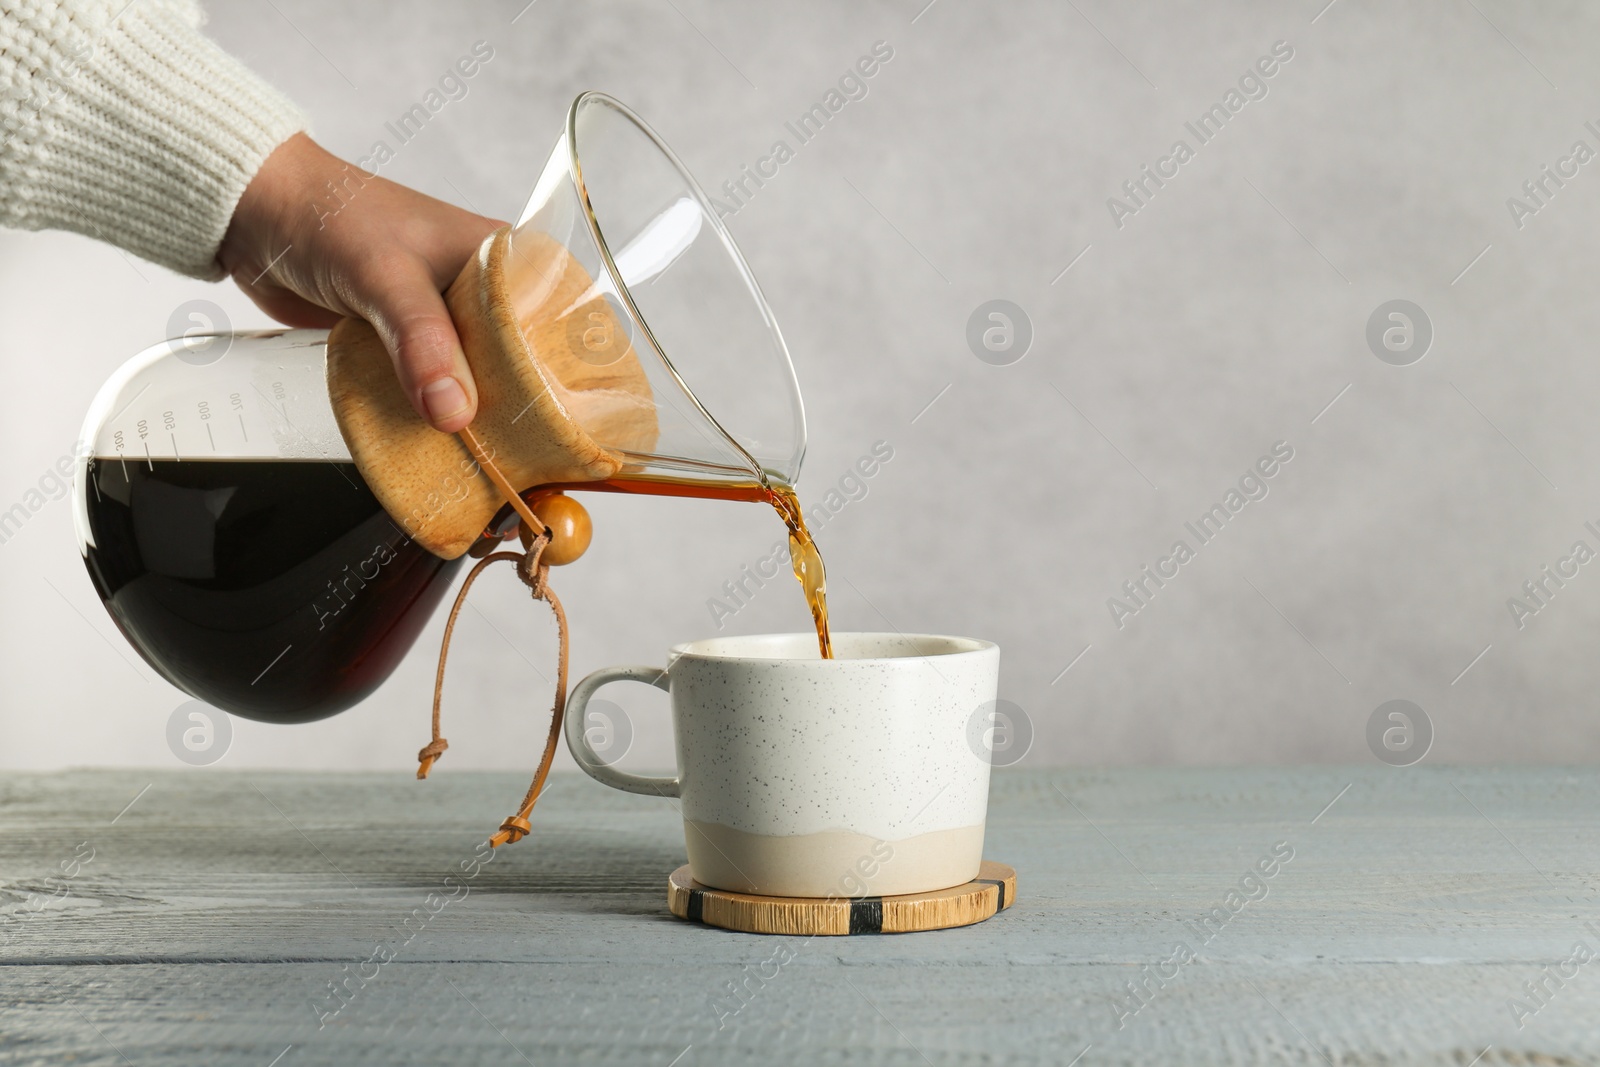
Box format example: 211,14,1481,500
1,768,1598,1065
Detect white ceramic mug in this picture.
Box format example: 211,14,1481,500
564,632,1000,898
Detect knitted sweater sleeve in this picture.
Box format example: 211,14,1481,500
0,0,307,279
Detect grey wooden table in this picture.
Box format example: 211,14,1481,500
3,767,1598,1066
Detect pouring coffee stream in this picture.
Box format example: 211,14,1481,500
517,474,832,659
73,92,831,841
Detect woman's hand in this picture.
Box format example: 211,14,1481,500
218,133,504,433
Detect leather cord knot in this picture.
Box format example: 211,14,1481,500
416,738,449,779
517,526,552,597
490,814,533,847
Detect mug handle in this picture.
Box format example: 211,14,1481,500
564,665,678,798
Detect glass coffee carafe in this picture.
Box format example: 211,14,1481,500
72,92,808,723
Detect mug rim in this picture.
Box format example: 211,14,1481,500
669,631,996,664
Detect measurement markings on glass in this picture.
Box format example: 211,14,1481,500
199,396,216,451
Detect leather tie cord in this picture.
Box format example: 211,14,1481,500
415,426,571,849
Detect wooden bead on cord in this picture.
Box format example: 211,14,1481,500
520,492,592,566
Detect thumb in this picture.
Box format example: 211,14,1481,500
357,259,478,433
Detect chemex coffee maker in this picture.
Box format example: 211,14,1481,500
72,92,810,724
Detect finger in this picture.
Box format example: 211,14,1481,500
354,258,478,433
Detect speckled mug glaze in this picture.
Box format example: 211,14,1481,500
564,632,1000,897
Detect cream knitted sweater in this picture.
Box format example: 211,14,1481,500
0,0,305,278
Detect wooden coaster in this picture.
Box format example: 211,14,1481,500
668,861,1016,935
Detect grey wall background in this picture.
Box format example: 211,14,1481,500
3,0,1598,771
